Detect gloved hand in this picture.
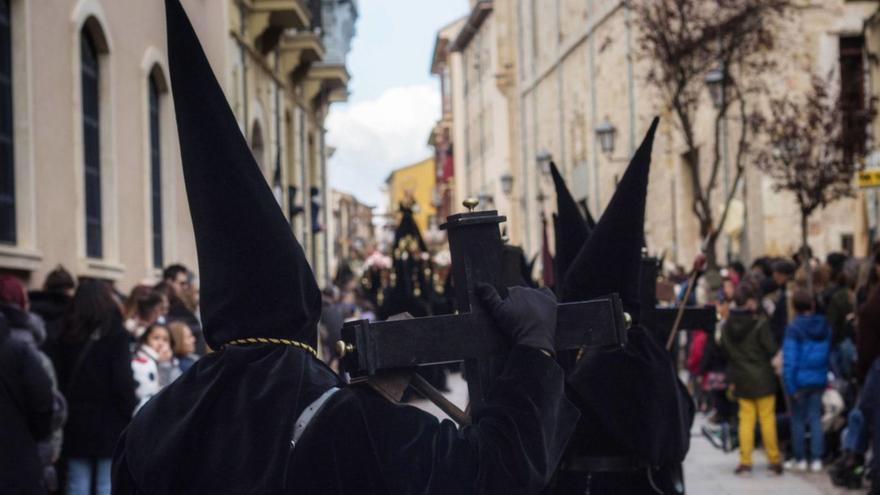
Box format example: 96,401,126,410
476,283,557,355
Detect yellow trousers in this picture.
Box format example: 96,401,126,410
737,395,781,466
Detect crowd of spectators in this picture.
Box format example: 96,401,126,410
0,264,202,495
689,250,879,492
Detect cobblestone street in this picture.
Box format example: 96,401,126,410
413,372,868,494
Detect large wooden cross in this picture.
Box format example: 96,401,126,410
337,203,631,419
638,256,717,346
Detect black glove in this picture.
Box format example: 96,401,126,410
476,283,557,355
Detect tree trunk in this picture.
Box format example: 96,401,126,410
800,212,809,261
801,210,813,296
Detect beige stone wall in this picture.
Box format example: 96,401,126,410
446,0,878,272
1,0,349,292
0,0,220,289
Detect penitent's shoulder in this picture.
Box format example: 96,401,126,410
290,384,466,495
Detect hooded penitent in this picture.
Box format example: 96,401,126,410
560,119,657,317
550,161,591,294
164,0,320,352
498,244,535,290
113,2,339,493
378,204,431,320
553,118,694,495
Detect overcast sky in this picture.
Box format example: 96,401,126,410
325,0,469,212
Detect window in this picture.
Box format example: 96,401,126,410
0,0,14,244
82,29,102,258
149,76,163,268
839,36,866,163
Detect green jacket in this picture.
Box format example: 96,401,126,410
721,310,778,399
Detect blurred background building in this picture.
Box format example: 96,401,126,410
328,188,374,278
384,157,437,237
434,0,880,275
0,0,357,290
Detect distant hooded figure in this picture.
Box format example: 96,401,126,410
377,203,431,321
111,2,579,493
550,161,591,293
550,118,695,495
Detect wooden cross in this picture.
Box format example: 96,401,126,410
638,255,717,345
337,201,631,421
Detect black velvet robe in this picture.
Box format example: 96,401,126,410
112,345,578,494
551,326,694,494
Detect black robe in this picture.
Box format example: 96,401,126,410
112,345,578,494
551,327,694,494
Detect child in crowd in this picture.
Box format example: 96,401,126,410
131,323,181,412
783,288,832,472
168,321,200,372
721,282,782,475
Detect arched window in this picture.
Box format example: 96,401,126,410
0,0,14,244
81,27,102,258
149,73,163,268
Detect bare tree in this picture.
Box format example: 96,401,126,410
754,75,875,262
633,0,788,269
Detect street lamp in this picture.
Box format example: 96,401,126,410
478,192,494,208
500,172,514,197
536,150,553,177
705,66,727,109
595,119,617,155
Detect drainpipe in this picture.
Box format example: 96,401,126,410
274,44,284,208
516,0,531,253
239,1,249,130
624,0,635,155
588,0,600,213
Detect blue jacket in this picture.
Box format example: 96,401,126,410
782,314,831,395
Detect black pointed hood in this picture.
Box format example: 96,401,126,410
165,0,320,350
550,162,590,290
578,198,597,231
560,117,659,318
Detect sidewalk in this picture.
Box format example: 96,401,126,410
412,372,867,494
686,416,865,494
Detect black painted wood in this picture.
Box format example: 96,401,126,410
340,208,629,411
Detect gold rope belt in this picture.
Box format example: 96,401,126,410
223,337,318,357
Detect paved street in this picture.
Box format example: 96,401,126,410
412,372,867,494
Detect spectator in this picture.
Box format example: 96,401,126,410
0,308,55,495
122,287,165,340
721,282,782,475
769,259,796,344
28,265,76,347
782,288,831,473
856,251,880,385
160,264,205,354
0,275,67,492
47,280,137,495
823,253,855,379
132,323,181,412
167,321,199,372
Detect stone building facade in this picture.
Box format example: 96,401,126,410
443,0,879,270
0,0,356,290
328,188,374,278
428,17,466,227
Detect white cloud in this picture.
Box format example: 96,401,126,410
326,84,439,211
